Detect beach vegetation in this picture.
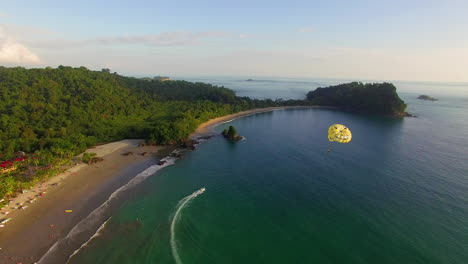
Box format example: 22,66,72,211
0,66,284,201
82,152,97,164
0,67,408,201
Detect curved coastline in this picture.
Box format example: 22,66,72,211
0,106,331,263
39,154,178,264
0,141,165,263
38,107,300,263
33,99,467,264
190,106,336,138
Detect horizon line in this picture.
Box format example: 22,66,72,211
2,64,467,85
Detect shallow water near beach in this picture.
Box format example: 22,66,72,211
66,86,468,264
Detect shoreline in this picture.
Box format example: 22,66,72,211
0,140,164,263
190,106,335,138
1,105,330,263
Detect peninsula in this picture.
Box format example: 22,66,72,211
306,82,409,116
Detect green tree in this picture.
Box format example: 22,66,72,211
306,82,407,115
82,152,97,164
0,65,289,201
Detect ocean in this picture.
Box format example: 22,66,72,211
57,78,468,263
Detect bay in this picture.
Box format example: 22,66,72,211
68,79,468,264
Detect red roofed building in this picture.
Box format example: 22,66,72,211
0,161,17,174
13,157,26,162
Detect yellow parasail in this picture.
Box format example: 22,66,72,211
328,124,352,143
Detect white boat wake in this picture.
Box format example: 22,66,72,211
170,187,206,264
39,155,177,264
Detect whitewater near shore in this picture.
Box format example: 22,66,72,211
0,140,163,263
0,106,320,263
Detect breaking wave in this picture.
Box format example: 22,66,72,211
66,217,111,262
38,154,178,264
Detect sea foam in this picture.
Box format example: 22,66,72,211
38,153,178,264
66,217,111,262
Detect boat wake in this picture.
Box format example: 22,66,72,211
38,154,178,264
170,187,206,264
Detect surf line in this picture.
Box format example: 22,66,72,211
170,187,206,264
66,217,112,263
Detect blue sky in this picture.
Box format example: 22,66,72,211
0,0,467,82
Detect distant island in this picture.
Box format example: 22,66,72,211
246,79,254,81
306,82,409,117
141,76,171,81
418,95,438,101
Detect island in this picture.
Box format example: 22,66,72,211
418,95,438,101
306,82,409,117
246,79,254,81
222,126,243,141
140,76,171,81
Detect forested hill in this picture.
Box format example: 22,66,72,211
0,66,276,160
0,67,409,200
306,82,408,116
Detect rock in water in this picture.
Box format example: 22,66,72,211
222,126,243,141
418,95,438,101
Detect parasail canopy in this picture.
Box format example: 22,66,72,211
328,124,352,143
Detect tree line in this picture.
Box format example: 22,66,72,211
0,66,292,199
0,66,407,200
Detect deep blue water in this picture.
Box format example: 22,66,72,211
65,79,468,264
172,76,468,99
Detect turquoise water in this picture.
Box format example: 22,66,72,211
70,89,468,264
66,86,468,264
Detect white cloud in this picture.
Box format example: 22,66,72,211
299,27,314,33
28,31,248,49
0,27,41,64
94,31,236,46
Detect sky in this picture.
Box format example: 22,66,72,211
0,0,467,82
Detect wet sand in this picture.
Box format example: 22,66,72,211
0,140,164,264
0,106,326,263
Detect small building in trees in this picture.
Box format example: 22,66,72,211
0,156,26,174
0,161,16,174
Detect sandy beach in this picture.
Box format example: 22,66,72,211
0,140,164,264
0,106,321,264
190,106,328,139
